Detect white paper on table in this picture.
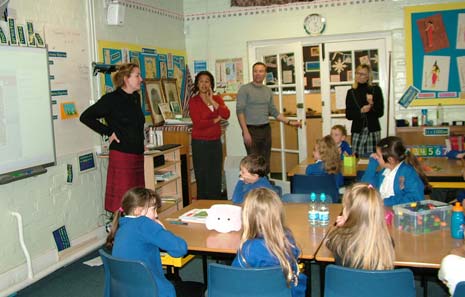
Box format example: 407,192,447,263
335,85,351,109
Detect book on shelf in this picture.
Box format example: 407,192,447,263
155,171,175,181
178,208,208,223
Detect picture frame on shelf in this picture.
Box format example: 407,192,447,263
170,101,182,118
158,102,174,121
162,78,182,113
145,79,165,126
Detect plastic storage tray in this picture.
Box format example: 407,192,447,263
393,200,452,235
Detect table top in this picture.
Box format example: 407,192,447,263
162,200,336,260
164,200,463,268
288,157,464,179
315,204,464,268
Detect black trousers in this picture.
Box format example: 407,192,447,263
245,124,271,174
192,138,223,199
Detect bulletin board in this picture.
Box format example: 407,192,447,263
98,40,187,118
404,2,465,106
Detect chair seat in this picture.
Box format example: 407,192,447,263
291,174,340,202
208,263,292,297
324,264,415,297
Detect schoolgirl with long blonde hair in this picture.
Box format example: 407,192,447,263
326,183,395,270
305,135,344,189
232,188,307,296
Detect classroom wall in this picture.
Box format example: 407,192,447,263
183,0,465,155
0,1,186,295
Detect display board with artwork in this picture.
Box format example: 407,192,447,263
405,2,465,106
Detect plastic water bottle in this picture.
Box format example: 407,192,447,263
451,202,464,239
308,192,319,225
318,193,329,226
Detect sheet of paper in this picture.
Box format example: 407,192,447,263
83,256,103,267
335,85,351,110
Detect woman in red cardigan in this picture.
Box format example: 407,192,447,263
189,71,230,199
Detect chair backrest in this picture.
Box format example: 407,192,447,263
99,249,158,297
291,174,339,203
207,263,292,297
282,193,311,203
453,281,465,297
324,264,415,297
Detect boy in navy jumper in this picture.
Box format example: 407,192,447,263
232,154,274,204
331,124,353,159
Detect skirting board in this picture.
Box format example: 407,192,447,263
0,227,106,297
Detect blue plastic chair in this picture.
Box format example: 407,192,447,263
291,174,339,203
453,281,465,297
99,249,158,297
282,193,311,203
324,264,415,297
207,263,292,297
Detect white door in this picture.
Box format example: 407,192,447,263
252,43,306,181
320,38,389,138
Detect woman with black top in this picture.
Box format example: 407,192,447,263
80,63,145,212
345,64,384,157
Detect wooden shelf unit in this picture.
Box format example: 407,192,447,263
396,126,465,146
144,146,183,218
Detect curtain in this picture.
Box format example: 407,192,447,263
231,0,314,6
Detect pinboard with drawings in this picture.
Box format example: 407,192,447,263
405,2,465,106
0,46,56,184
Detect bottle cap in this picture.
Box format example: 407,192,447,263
453,202,463,211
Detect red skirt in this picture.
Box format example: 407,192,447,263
105,150,145,212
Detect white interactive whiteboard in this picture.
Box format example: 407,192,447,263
0,46,56,178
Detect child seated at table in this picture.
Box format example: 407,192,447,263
107,187,204,297
361,136,430,206
305,135,344,188
232,188,307,297
232,154,275,204
446,150,465,159
326,183,395,269
439,239,465,296
331,124,353,159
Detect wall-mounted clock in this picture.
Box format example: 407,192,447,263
304,13,326,36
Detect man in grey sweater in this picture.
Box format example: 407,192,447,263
236,62,301,174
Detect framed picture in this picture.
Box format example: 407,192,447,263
170,101,182,117
145,79,165,126
158,102,174,121
162,78,182,113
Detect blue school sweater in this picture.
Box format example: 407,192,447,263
232,177,274,204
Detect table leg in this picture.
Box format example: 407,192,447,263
319,262,327,297
202,255,208,285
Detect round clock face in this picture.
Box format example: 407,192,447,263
304,14,326,35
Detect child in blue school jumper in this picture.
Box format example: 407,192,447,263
106,188,203,297
305,135,344,188
232,154,275,204
232,188,307,297
444,150,465,203
361,136,431,206
331,124,353,160
326,183,395,269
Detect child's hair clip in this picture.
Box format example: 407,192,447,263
118,207,124,213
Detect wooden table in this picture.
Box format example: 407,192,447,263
315,204,463,269
288,157,465,188
162,199,335,259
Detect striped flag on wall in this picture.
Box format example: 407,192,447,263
182,65,195,117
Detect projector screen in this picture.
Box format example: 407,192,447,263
0,46,56,176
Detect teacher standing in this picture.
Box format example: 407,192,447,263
345,64,384,158
236,62,301,174
189,71,230,199
80,63,145,212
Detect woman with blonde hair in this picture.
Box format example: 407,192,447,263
232,188,307,297
305,135,344,189
326,183,395,270
345,64,384,157
80,63,145,212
